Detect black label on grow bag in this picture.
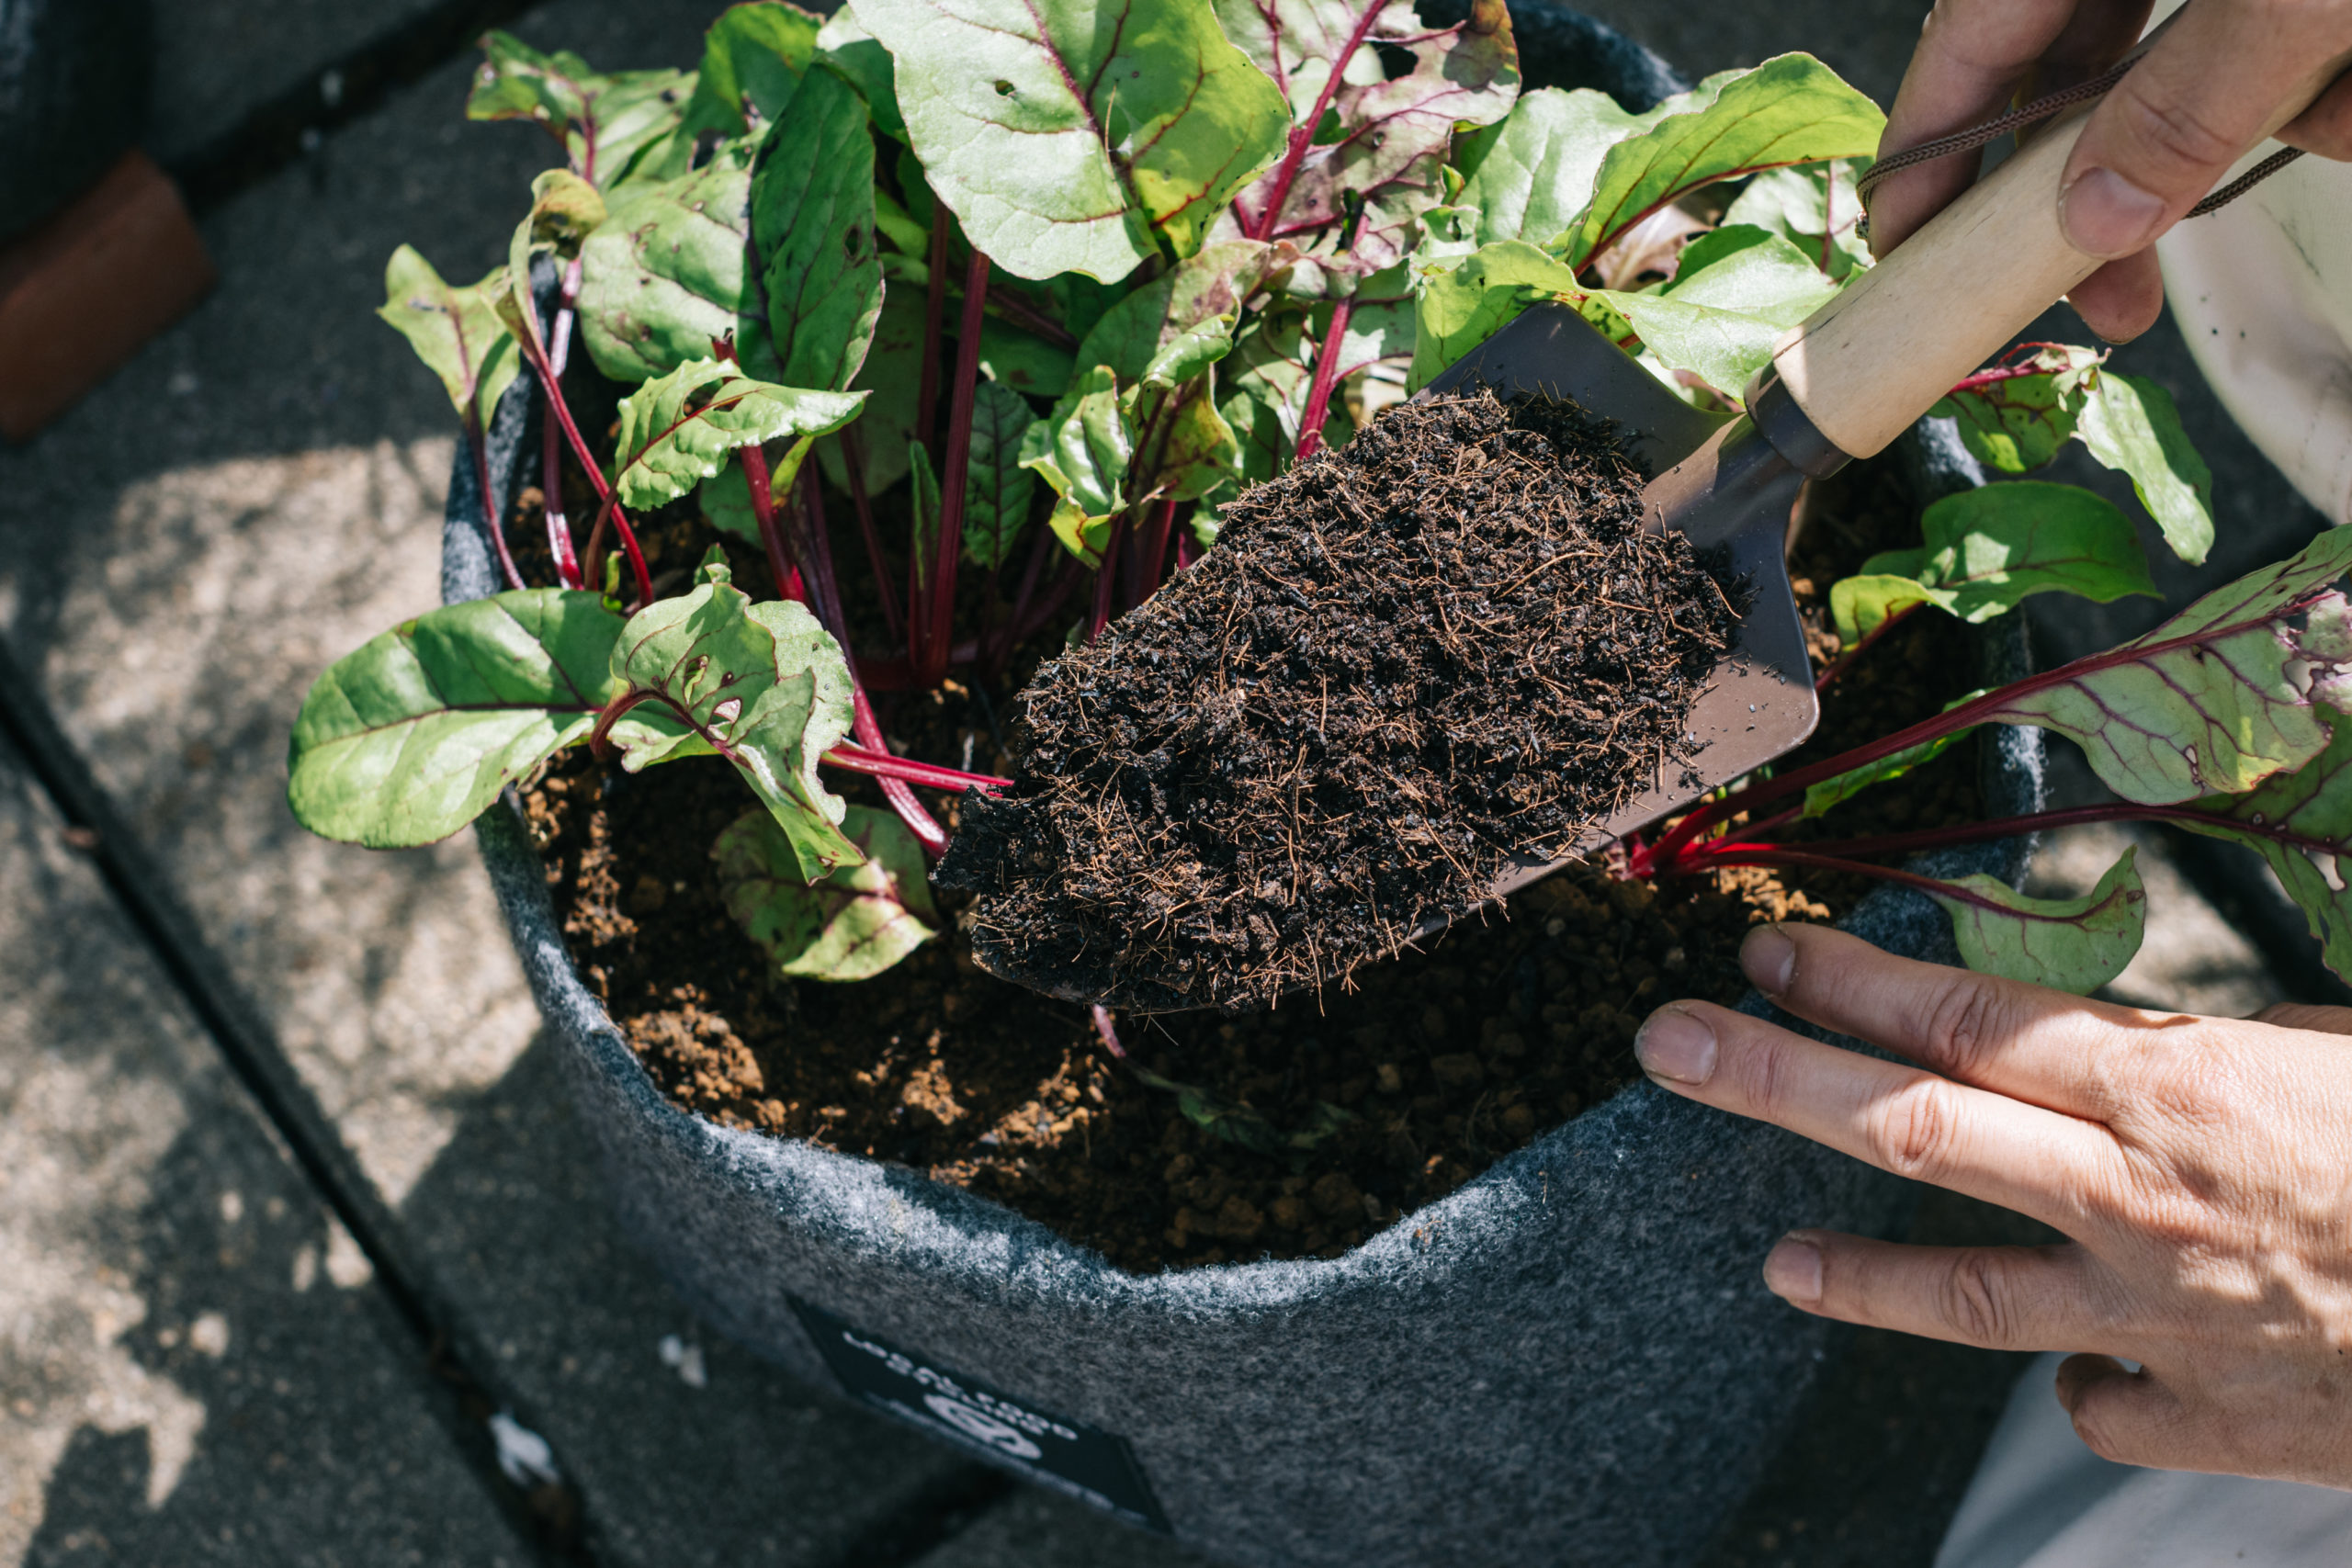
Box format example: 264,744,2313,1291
788,1296,1170,1534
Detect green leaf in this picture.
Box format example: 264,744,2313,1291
852,0,1291,282
577,134,763,382
1803,691,1986,818
754,67,885,391
2174,707,2352,983
1830,481,2158,643
907,440,943,595
1457,85,1668,249
376,246,521,428
813,8,906,141
962,381,1038,569
1220,0,1520,272
1153,385,1246,504
1069,241,1285,388
1979,528,2352,805
1143,314,1236,389
1928,846,2146,995
1926,346,2102,474
605,576,862,878
977,318,1075,399
1408,240,1581,390
1218,304,1325,484
467,31,694,189
1587,226,1841,400
715,805,939,979
2075,373,2216,567
681,1,821,141
817,292,924,499
1719,157,1872,279
697,464,759,542
609,357,865,513
1128,1065,1353,1156
1561,54,1883,270
499,168,607,353
1020,366,1133,563
288,591,621,848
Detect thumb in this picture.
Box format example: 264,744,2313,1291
2063,2,2350,258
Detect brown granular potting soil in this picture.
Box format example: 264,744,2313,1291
938,389,1743,1012
514,425,1984,1275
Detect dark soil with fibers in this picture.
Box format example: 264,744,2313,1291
937,390,1743,1012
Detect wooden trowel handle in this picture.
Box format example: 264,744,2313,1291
1770,82,2323,459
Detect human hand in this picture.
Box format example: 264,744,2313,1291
1634,922,2352,1488
1869,0,2352,343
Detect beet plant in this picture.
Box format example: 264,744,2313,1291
288,0,2352,1010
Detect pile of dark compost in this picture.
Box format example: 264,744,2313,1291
513,410,1983,1275
937,389,1744,1012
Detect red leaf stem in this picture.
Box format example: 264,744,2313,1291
738,444,806,604
918,248,991,686
821,743,1011,794
1246,0,1389,242
515,321,650,608
539,257,586,589
1295,296,1355,462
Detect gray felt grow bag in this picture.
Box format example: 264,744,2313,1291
448,17,2048,1566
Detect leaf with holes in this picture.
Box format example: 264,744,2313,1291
467,31,694,188
1456,85,1669,248
1928,845,2145,994
603,564,862,878
376,247,521,428
577,133,764,382
1559,54,1882,271
2076,373,2215,567
609,357,865,513
1969,527,2352,805
288,590,623,848
716,805,940,978
1830,481,2157,644
1221,0,1520,273
754,66,884,390
2174,707,2352,983
851,0,1291,282
961,381,1038,570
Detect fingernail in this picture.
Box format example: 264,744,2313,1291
1741,925,1796,994
1634,1005,1717,1085
2059,166,2167,258
1764,1234,1824,1303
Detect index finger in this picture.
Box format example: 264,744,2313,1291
1736,922,2159,1122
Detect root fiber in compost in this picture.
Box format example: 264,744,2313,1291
938,389,1744,1011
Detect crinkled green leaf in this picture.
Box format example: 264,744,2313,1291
1408,239,1580,390
1561,54,1883,270
1021,366,1133,563
962,381,1038,570
376,246,521,428
1588,226,1841,400
1456,85,1668,248
2175,707,2352,984
813,9,906,141
2075,373,2215,567
1928,845,2146,995
1070,241,1286,388
1151,386,1245,504
578,134,764,381
467,31,694,189
1219,304,1326,484
288,591,622,848
498,168,606,355
1831,481,2158,643
852,0,1290,282
681,1,820,141
609,357,865,513
1926,346,2102,474
1144,315,1237,389
1975,529,2352,805
605,574,862,878
715,804,939,979
752,68,882,392
1719,157,1871,279
1220,0,1519,273
1803,690,1984,819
